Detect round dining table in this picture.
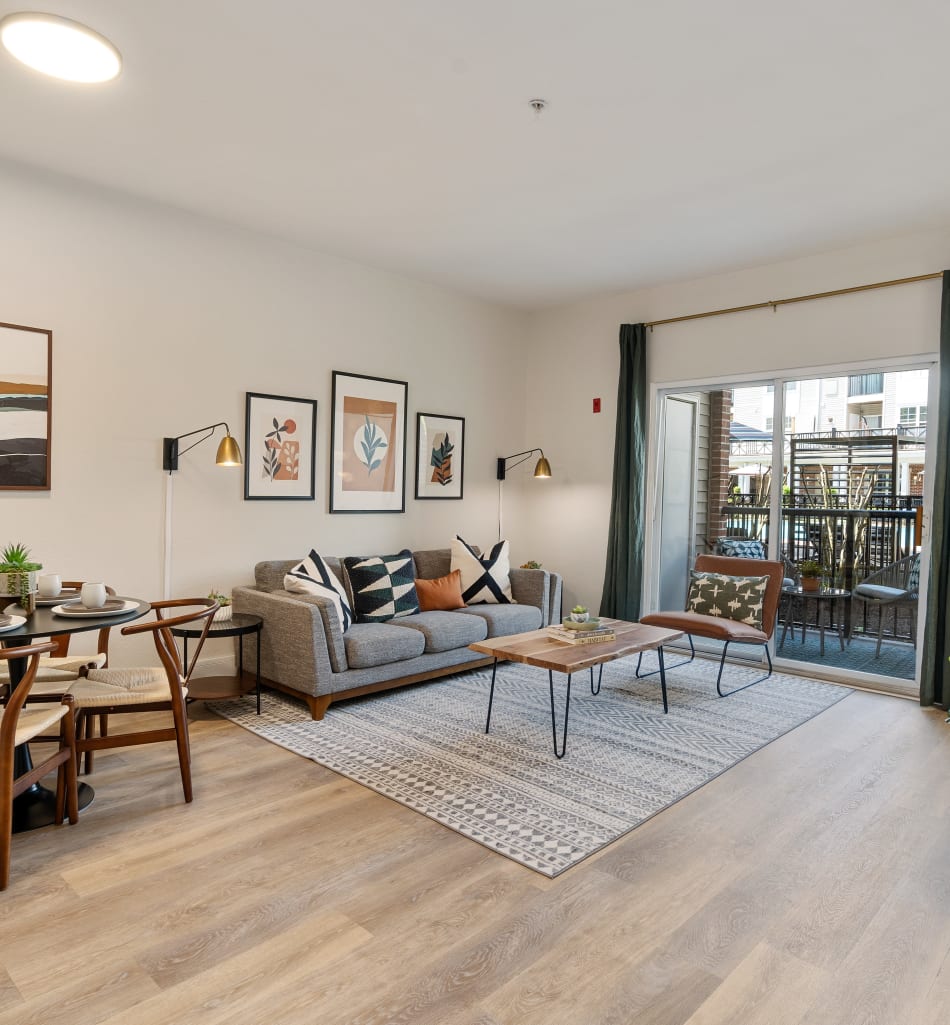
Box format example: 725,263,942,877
1,597,151,832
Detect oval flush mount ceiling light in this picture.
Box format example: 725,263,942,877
0,12,121,83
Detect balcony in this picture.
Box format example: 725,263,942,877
720,498,919,680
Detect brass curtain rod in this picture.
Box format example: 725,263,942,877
645,271,943,328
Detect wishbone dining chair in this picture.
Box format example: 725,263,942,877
1,640,79,890
69,598,217,803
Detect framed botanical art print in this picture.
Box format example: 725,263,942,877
330,371,407,513
415,412,464,500
0,321,52,491
244,392,317,500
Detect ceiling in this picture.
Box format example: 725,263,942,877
2,1,949,309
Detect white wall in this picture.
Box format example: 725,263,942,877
0,163,527,661
524,230,949,611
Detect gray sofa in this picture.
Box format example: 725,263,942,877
232,548,563,719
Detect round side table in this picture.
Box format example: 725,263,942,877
171,613,263,713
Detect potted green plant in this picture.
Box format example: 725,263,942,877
208,589,232,622
520,560,542,570
570,604,589,623
0,542,43,614
798,560,822,592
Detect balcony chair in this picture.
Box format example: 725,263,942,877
849,553,920,657
1,641,79,890
637,554,785,696
69,598,217,804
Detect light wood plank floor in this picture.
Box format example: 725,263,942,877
2,689,948,1025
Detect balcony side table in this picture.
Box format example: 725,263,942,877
779,586,850,657
172,613,263,713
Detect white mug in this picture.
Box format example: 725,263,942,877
38,573,62,598
81,582,108,609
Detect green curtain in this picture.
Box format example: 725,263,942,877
600,324,647,620
920,271,950,707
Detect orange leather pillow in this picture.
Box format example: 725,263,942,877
415,570,465,612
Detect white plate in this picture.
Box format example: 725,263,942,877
0,614,27,633
52,599,139,618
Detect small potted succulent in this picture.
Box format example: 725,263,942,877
570,604,590,623
520,560,543,570
798,560,822,592
208,589,233,622
0,542,42,614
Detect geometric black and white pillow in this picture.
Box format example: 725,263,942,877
343,549,419,624
450,536,512,605
686,571,768,629
284,550,353,632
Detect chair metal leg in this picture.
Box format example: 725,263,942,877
548,670,572,759
636,635,695,678
484,658,499,734
716,641,774,697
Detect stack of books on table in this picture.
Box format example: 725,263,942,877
546,624,617,645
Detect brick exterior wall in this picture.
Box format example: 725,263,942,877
708,390,732,545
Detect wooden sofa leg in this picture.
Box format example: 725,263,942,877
308,695,332,721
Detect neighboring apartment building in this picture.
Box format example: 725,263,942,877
731,370,928,495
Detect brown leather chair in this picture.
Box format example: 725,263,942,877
638,554,785,696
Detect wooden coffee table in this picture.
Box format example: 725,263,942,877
470,619,683,758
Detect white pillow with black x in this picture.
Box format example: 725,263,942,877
451,536,513,604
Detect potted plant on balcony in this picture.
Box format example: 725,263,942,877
0,542,43,614
798,560,822,592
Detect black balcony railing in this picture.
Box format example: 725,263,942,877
719,500,919,592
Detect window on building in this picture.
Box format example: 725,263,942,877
900,406,927,426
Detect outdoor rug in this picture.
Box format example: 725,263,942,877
212,656,851,877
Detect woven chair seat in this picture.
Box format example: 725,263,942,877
0,652,107,685
73,667,180,708
7,703,69,747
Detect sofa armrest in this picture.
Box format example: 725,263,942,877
232,586,342,698
509,568,563,627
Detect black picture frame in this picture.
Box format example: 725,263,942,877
330,371,408,513
244,391,317,501
0,321,52,491
415,412,465,500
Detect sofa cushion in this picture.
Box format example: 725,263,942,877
389,611,488,653
343,622,426,669
853,583,908,602
412,548,455,580
415,570,465,612
284,550,353,631
457,603,541,637
343,550,419,623
687,571,769,628
714,538,766,560
451,536,512,604
255,559,297,592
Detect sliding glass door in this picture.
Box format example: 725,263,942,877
653,365,930,693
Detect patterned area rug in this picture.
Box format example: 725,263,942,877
212,657,850,877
